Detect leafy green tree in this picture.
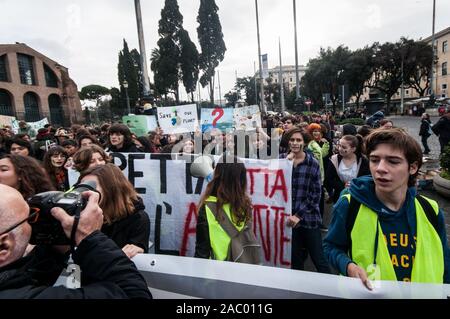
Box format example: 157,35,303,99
156,0,183,103
405,41,433,97
179,29,199,102
224,90,239,106
130,49,143,100
80,85,110,100
80,85,111,123
367,38,418,114
236,76,258,106
346,46,375,107
300,46,352,112
197,0,226,104
118,40,139,110
109,87,123,119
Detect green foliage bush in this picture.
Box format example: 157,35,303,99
337,118,365,126
440,143,450,179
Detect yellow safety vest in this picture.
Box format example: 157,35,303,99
205,196,244,261
344,194,444,283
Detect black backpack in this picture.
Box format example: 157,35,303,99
206,202,262,265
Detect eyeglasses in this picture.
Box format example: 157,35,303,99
0,207,40,236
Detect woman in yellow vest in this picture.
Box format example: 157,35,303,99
194,157,253,261
324,128,450,290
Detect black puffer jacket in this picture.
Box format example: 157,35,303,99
101,197,150,252
432,115,450,142
419,119,432,137
0,231,152,299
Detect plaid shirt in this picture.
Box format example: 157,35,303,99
280,152,322,229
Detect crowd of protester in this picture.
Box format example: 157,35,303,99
1,108,449,298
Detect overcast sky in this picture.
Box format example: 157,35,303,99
1,0,449,101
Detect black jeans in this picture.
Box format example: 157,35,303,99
291,226,331,274
421,136,430,153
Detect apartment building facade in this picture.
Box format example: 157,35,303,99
265,65,307,92
0,43,83,126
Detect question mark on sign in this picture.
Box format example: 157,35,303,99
212,108,224,127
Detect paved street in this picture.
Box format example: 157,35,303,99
387,115,441,160
386,115,450,244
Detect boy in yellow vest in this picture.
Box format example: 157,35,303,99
323,128,450,290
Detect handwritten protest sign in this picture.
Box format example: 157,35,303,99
201,108,234,133
157,104,198,134
122,115,158,137
233,105,262,131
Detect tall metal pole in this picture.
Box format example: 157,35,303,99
279,38,285,113
401,57,404,115
254,61,258,106
255,0,266,113
235,70,239,105
134,0,151,96
430,0,436,99
293,0,300,99
342,85,345,112
125,87,131,115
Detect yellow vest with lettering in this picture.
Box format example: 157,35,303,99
205,196,245,261
344,194,444,283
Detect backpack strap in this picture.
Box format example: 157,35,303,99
205,202,240,238
415,195,439,233
345,195,361,259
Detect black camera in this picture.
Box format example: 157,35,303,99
27,181,99,245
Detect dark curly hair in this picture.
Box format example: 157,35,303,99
1,154,54,199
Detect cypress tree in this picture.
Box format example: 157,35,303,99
117,39,139,111
179,29,199,102
197,0,226,104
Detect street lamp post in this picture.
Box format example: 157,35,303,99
430,0,436,101
400,56,404,115
255,0,266,114
123,80,131,115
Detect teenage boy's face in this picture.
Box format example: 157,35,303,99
289,132,304,154
369,144,418,195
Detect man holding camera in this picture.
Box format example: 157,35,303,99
0,184,152,299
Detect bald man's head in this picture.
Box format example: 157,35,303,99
0,184,32,268
0,184,29,224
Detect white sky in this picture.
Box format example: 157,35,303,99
1,0,449,101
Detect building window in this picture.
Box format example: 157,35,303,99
0,90,14,116
24,92,40,122
443,41,448,53
44,63,58,88
290,78,293,82
0,55,8,82
405,90,409,95
49,94,64,125
443,62,448,76
17,53,36,85
443,84,448,90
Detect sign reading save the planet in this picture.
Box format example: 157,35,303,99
157,104,199,134
200,107,234,133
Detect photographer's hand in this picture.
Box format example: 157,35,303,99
122,244,144,259
51,191,103,246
